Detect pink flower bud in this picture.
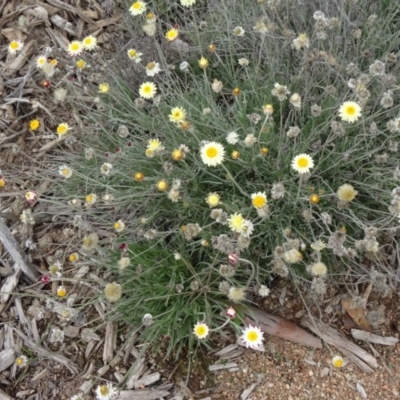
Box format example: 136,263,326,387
226,306,237,319
228,252,239,265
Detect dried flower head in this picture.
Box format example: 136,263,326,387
228,286,246,303
104,282,122,302
337,184,358,202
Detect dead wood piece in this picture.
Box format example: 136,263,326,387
23,0,59,16
0,267,20,303
13,329,78,374
133,372,160,388
243,306,322,349
118,389,171,399
31,368,48,381
351,329,398,346
50,14,75,35
0,266,13,276
177,379,193,398
0,389,13,400
241,383,257,400
4,40,36,76
209,362,238,372
103,322,117,364
126,357,146,389
0,218,38,282
302,315,378,373
88,14,122,32
45,0,95,24
0,349,15,372
64,326,80,338
45,27,70,50
215,344,238,356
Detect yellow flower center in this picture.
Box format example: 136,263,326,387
333,359,343,368
196,326,206,336
253,196,266,208
157,181,168,191
297,157,308,168
84,38,92,45
10,42,18,49
206,147,217,158
247,331,258,342
133,2,141,9
50,265,59,274
147,62,155,70
77,60,85,68
172,149,184,161
345,106,355,115
147,12,154,19
135,172,144,181
129,49,137,57
231,215,243,228
69,253,79,262
143,85,152,93
207,194,219,206
234,28,242,35
71,43,80,51
16,357,24,365
99,385,109,395
309,194,320,204
86,195,93,203
57,125,67,134
260,147,269,155
57,288,66,297
114,222,121,230
173,111,182,118
62,168,69,176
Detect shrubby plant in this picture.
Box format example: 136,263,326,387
38,0,400,357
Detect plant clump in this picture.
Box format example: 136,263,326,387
36,0,400,358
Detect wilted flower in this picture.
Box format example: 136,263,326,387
228,287,246,303
211,79,223,93
283,249,303,264
258,285,270,297
271,83,290,101
292,33,310,50
337,184,358,202
104,282,122,302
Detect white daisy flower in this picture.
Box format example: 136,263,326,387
241,325,264,349
95,382,118,400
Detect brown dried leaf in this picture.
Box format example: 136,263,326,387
342,298,372,332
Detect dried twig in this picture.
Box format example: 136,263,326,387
302,315,378,373
0,219,39,282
